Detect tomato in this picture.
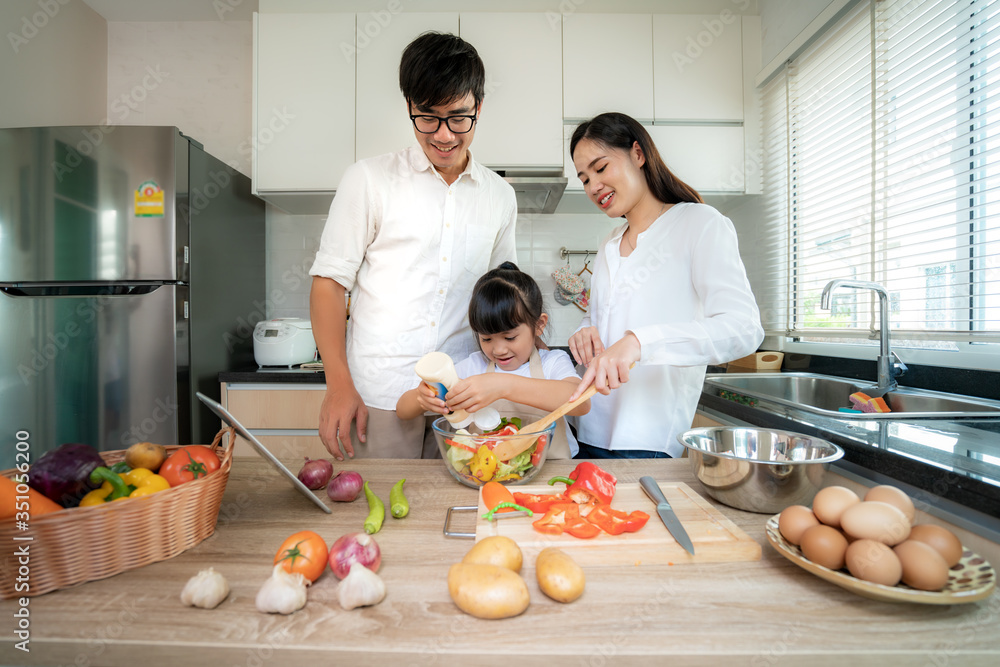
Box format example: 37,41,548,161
481,481,516,512
159,445,221,486
274,530,328,583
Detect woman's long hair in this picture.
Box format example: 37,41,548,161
570,112,703,205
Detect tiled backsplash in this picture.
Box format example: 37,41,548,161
266,199,763,346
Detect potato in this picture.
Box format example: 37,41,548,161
462,536,523,572
447,563,530,619
536,548,585,603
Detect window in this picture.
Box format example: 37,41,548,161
761,0,1000,350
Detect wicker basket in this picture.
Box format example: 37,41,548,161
0,428,234,598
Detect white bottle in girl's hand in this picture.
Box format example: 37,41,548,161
414,352,474,428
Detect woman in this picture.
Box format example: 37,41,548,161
567,112,764,458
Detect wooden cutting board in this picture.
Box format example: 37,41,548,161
475,481,761,566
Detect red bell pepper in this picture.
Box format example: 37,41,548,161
530,434,548,467
513,491,567,514
587,506,650,535
566,518,601,539
531,502,581,535
547,461,617,505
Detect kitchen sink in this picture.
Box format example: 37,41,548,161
704,372,1000,420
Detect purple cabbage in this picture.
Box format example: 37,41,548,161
29,443,105,507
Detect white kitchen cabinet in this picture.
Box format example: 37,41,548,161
253,13,356,196
459,13,563,170
652,14,744,122
562,14,654,122
564,124,745,194
355,13,458,161
649,125,745,193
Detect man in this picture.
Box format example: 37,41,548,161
309,32,517,460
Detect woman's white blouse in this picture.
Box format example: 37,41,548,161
572,202,764,456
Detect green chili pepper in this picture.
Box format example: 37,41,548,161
362,481,385,534
481,502,533,521
389,478,409,519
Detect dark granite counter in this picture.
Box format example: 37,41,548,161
219,367,326,383
699,354,1000,526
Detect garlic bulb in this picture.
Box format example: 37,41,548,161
337,562,386,610
180,567,230,609
256,564,308,614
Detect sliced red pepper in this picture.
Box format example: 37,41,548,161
548,462,617,505
513,491,567,514
587,506,650,535
624,510,650,532
565,519,601,539
531,502,580,535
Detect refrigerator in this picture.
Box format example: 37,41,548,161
0,126,265,469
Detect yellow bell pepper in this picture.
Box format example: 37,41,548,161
79,481,114,507
470,445,498,482
127,469,170,497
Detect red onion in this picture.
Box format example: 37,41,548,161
328,532,381,580
297,457,333,490
326,470,364,502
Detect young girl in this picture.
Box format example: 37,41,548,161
396,261,589,458
567,112,764,458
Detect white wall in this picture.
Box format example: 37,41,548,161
105,21,253,174
0,0,107,127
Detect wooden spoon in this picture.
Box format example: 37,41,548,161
492,385,599,462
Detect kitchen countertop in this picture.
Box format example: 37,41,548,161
2,457,998,666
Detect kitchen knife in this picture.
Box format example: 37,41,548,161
639,476,695,555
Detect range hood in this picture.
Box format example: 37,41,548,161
498,172,568,215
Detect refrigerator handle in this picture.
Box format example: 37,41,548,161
1,284,164,298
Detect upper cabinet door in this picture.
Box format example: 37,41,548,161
460,13,563,170
653,14,744,122
254,13,356,193
563,14,654,122
649,125,745,193
355,13,458,161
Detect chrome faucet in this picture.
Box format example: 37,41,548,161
820,279,908,394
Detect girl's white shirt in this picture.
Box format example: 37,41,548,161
572,202,764,456
454,348,582,456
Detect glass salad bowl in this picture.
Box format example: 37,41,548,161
432,416,556,489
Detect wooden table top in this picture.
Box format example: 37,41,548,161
1,457,998,666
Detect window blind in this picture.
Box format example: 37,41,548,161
760,0,1000,345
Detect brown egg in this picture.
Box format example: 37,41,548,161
840,501,911,546
799,524,849,570
779,505,820,546
908,524,964,567
894,540,950,591
812,486,861,528
864,485,915,523
845,539,902,586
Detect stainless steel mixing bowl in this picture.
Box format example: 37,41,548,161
677,427,845,513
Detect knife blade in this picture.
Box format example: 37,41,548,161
639,476,695,555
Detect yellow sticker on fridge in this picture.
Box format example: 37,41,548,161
134,180,164,217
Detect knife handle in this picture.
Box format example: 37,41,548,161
639,476,671,508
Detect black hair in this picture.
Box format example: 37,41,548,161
469,262,544,336
570,112,703,205
399,32,486,110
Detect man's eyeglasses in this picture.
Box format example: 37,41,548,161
409,114,477,134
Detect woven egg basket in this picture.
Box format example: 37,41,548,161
0,427,234,598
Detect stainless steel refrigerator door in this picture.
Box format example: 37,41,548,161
0,284,188,469
0,126,189,283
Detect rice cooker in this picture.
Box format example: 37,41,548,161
253,318,317,367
